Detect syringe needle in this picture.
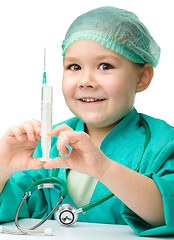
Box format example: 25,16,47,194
43,48,47,84
44,48,46,72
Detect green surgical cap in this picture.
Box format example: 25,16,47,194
62,6,160,67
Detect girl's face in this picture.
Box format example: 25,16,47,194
62,39,142,128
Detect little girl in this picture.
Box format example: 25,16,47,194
0,6,174,237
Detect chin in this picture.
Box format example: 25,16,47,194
81,115,106,126
84,117,114,128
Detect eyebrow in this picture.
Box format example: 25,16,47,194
64,57,78,62
94,54,121,61
64,55,121,62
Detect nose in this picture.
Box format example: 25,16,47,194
78,70,97,89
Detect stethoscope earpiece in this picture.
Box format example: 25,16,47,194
0,226,3,233
43,227,53,236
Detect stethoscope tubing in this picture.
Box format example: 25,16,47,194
15,192,63,234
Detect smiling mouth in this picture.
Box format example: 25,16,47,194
80,97,105,103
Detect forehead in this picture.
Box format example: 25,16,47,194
64,39,123,61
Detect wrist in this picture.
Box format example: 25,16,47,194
97,155,114,182
0,169,12,183
0,172,11,194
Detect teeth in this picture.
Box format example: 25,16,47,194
81,98,100,102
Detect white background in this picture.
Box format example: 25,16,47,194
0,0,173,137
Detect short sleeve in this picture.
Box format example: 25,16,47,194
121,152,174,236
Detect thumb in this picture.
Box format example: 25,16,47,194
43,157,69,169
47,124,74,137
26,157,44,170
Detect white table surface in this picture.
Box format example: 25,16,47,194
0,218,173,240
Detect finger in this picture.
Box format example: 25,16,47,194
26,157,44,170
19,121,36,141
30,119,41,134
57,131,73,156
43,157,69,169
29,119,41,141
6,125,24,141
47,124,73,137
63,131,92,152
57,130,93,155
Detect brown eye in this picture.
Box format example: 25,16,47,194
68,64,81,71
99,63,113,70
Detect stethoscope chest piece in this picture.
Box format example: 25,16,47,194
55,204,78,226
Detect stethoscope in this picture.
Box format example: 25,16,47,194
0,115,151,236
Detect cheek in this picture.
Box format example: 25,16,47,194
106,76,136,104
62,79,67,97
106,78,126,98
62,77,73,101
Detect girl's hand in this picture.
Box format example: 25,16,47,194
0,119,43,178
43,124,111,179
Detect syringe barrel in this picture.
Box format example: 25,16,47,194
41,85,53,160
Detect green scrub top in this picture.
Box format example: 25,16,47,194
0,108,174,237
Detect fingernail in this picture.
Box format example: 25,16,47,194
31,134,35,139
18,135,23,141
37,127,41,132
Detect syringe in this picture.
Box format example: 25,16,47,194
40,48,53,161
